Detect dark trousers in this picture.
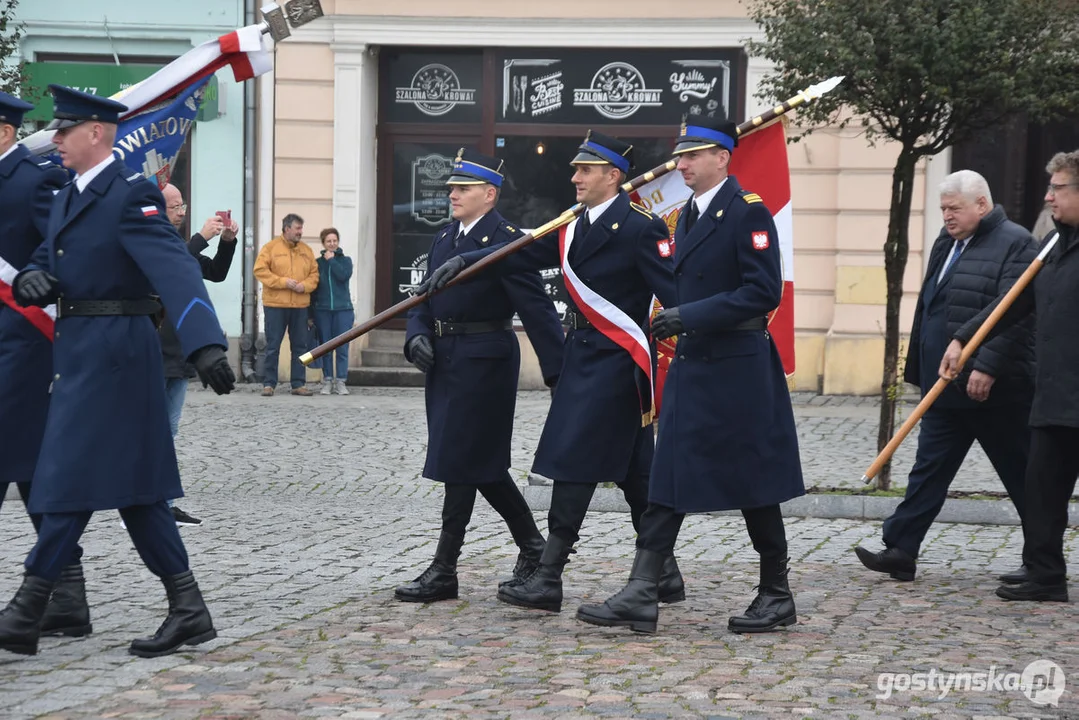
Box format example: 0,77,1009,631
263,306,310,389
637,502,787,560
0,483,83,565
1022,426,1079,584
441,472,533,538
883,404,1030,558
547,473,649,545
24,502,187,582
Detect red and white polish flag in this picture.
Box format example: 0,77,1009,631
631,120,796,413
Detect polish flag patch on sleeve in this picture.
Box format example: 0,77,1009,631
141,206,159,217
657,239,673,258
751,231,770,250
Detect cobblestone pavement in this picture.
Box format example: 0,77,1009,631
0,388,1075,719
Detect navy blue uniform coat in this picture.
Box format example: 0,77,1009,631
461,191,676,484
19,158,228,513
0,145,68,485
651,176,805,512
406,209,564,485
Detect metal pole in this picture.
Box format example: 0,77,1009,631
239,0,260,382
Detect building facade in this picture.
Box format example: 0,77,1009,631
268,0,953,394
12,0,250,338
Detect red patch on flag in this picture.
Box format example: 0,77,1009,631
657,239,673,258
752,231,769,250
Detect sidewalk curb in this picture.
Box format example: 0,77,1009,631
522,485,1079,527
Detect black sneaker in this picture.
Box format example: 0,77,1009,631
172,506,203,526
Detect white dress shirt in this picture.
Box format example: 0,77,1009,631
0,143,19,165
73,154,116,193
585,193,619,225
692,176,728,217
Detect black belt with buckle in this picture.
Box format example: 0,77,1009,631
564,310,593,330
728,316,768,332
57,298,163,319
433,319,513,337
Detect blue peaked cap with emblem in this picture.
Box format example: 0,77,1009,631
571,130,633,174
0,91,33,128
447,148,505,187
45,84,128,131
673,114,738,155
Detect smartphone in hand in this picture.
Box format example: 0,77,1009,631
215,210,232,224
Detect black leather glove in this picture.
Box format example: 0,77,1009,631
191,345,236,395
408,335,435,373
13,269,59,307
546,375,558,400
651,307,684,341
419,256,467,295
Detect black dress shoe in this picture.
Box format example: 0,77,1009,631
995,580,1068,602
997,565,1028,584
854,546,916,581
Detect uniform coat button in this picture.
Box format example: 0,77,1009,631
54,373,60,380
56,249,64,257
678,354,686,360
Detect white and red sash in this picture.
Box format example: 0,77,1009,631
0,254,55,340
559,218,653,423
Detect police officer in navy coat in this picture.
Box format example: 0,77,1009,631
395,149,564,603
0,86,235,657
577,117,805,635
0,92,93,638
423,132,685,614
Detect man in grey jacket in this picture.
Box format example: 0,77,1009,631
855,170,1035,583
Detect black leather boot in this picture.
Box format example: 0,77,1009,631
0,575,53,655
497,534,575,612
854,545,916,581
499,513,545,589
40,563,92,637
728,556,797,634
395,531,464,603
659,555,686,604
129,570,217,658
576,548,664,633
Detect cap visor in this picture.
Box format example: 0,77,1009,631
45,118,80,131
570,150,611,166
445,174,489,186
672,140,721,156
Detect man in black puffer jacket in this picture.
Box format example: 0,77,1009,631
855,170,1035,583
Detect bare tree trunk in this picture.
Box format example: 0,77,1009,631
875,149,918,491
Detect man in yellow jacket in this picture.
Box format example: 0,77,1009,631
254,213,320,396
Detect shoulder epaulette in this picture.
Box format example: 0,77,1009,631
498,220,522,237
35,160,54,168
630,201,655,219
124,172,144,184
742,193,764,205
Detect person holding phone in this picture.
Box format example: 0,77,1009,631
159,184,238,527
311,227,354,394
